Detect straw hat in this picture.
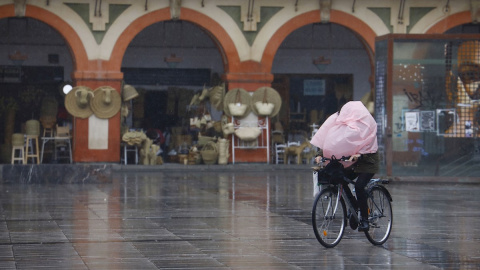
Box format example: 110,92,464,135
91,86,122,119
223,88,251,119
65,86,94,119
250,87,282,117
122,84,139,101
209,83,225,111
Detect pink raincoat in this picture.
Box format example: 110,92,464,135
310,101,378,158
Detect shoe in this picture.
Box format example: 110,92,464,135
358,219,369,232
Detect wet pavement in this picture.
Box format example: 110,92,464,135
0,165,479,269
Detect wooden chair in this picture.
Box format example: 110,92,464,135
275,143,286,164
284,141,312,164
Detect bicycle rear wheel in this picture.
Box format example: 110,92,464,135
312,187,346,248
364,186,392,245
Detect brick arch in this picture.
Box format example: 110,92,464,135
426,11,472,34
110,8,239,73
262,10,376,73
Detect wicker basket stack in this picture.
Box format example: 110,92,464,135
200,141,218,165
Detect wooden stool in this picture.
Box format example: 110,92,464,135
11,146,25,164
43,128,54,137
25,135,40,164
121,143,138,165
11,133,25,164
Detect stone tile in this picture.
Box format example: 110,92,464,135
0,169,478,269
13,243,87,270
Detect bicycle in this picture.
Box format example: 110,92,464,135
311,155,393,248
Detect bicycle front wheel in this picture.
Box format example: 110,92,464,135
312,187,346,248
365,186,393,245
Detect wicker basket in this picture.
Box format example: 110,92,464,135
40,115,57,129
228,103,247,116
187,152,197,165
222,123,234,135
234,127,261,141
25,120,40,136
255,102,274,116
198,135,215,147
12,133,24,146
200,141,218,165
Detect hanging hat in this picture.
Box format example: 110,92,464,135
122,84,139,101
65,86,94,119
198,85,209,102
91,86,122,119
250,87,282,118
223,88,251,119
208,83,225,111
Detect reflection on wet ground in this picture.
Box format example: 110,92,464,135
0,169,479,269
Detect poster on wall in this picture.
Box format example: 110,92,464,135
436,109,456,136
303,79,325,96
404,111,420,132
420,111,435,132
393,96,409,152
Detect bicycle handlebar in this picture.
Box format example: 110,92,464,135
320,155,359,163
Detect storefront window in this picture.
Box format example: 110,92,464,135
375,39,387,175
376,36,480,177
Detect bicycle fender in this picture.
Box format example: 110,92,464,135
369,185,392,202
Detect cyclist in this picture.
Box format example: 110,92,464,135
311,101,379,232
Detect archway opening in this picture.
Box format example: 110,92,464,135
271,23,371,145
0,17,73,163
121,20,224,163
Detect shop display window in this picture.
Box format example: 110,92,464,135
375,35,480,177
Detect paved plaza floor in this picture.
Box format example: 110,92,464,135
0,166,479,269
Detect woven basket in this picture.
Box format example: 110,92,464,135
12,133,24,146
221,115,234,135
222,123,234,135
40,115,57,129
250,87,282,117
234,127,261,141
198,135,215,147
255,102,274,116
253,88,275,116
201,141,218,165
228,103,247,116
25,120,40,136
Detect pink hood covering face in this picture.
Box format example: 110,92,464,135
310,101,378,158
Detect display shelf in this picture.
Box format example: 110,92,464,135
231,117,269,164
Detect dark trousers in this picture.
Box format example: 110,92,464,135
342,172,374,220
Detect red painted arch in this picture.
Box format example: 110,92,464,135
110,7,240,74
0,4,14,18
21,5,88,71
262,10,376,73
426,11,472,34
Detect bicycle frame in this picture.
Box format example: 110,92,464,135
320,178,388,226
312,162,393,247
339,183,360,224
